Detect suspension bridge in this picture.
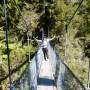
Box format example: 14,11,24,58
10,43,85,90
1,0,90,90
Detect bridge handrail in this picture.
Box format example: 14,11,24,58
0,45,40,83
55,51,86,90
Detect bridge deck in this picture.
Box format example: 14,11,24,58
37,59,56,90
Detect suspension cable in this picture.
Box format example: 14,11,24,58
3,0,12,89
64,0,84,62
66,0,84,29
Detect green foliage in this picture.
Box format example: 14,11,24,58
0,0,90,89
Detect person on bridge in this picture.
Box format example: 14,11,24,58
35,35,55,60
42,36,49,60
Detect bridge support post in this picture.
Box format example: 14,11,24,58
86,59,90,90
86,59,90,89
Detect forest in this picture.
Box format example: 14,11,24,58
0,0,90,89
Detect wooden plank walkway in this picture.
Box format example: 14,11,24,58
37,59,56,90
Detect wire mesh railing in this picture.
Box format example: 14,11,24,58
13,47,44,90
13,59,37,90
54,50,86,90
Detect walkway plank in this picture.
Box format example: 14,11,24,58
37,60,56,90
